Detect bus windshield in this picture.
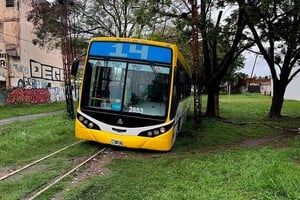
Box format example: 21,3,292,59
83,58,171,117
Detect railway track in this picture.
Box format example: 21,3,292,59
0,140,82,181
0,140,107,199
26,148,106,200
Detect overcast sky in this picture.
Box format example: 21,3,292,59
241,52,270,77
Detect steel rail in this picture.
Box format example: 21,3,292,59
0,140,82,181
26,147,106,200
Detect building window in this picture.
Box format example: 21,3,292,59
6,0,14,7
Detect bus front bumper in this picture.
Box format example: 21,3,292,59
75,122,174,151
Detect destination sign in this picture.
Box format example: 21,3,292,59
89,41,172,64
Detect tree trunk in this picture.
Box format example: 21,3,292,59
205,82,220,117
268,81,286,118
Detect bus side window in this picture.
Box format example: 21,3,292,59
171,65,189,118
170,68,180,118
176,69,186,100
179,70,185,84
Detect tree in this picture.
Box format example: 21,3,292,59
27,0,177,43
74,0,143,37
58,0,175,39
28,0,255,120
27,0,76,118
27,0,172,119
244,0,300,118
222,56,245,85
27,1,62,49
200,0,250,117
156,0,251,119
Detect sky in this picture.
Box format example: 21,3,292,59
240,52,270,77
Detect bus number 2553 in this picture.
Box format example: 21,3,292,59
129,106,144,114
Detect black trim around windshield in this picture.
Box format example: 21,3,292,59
80,56,172,122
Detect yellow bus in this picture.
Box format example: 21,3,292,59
72,37,192,151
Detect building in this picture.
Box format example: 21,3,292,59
239,77,272,95
0,0,65,104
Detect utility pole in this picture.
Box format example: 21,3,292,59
191,0,202,126
59,0,75,119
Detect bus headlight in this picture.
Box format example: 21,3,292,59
78,116,84,122
77,113,101,130
88,123,94,128
153,130,160,136
147,131,153,137
138,123,173,138
160,127,166,133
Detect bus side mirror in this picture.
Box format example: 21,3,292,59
71,59,80,76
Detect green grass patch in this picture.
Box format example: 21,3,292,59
63,94,300,199
175,118,276,151
0,114,103,199
218,94,300,128
64,145,300,200
0,101,66,119
0,114,76,167
219,93,272,120
0,94,299,199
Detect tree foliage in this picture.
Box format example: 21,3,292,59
27,1,62,49
27,0,251,119
244,0,300,118
27,0,178,42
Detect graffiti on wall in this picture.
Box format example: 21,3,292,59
14,59,64,89
49,87,65,102
0,52,7,81
6,88,50,104
5,59,66,104
30,59,64,82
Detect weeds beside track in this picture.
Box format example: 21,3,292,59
25,148,106,200
0,139,107,199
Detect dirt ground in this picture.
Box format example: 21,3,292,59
70,149,129,185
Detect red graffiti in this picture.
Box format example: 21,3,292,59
6,88,50,104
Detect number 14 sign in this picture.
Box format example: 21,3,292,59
89,41,172,64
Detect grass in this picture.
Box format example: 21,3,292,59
64,147,300,200
0,115,76,167
0,94,299,199
63,94,300,200
202,93,300,121
0,114,102,199
0,101,66,119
